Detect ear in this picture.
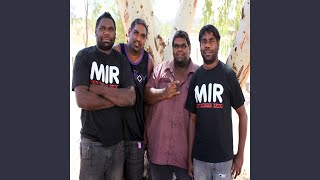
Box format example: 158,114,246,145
128,27,131,35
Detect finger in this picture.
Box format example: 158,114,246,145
174,80,180,84
230,164,235,176
188,170,193,178
234,170,239,179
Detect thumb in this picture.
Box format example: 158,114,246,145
174,80,180,84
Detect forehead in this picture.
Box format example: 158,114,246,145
201,31,216,40
173,37,188,45
132,24,147,34
97,18,115,28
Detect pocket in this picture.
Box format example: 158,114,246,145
118,141,125,151
80,141,92,159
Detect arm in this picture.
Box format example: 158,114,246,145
231,104,248,179
113,43,121,52
147,54,154,78
74,85,115,110
188,112,197,178
144,81,180,105
89,84,136,107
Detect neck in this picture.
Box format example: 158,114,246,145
127,45,142,62
203,58,219,70
174,59,190,72
96,45,112,54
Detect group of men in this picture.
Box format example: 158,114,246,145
72,12,247,180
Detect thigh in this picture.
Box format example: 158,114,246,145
105,141,125,180
124,141,145,180
149,161,173,180
193,158,211,180
212,160,232,180
79,138,106,180
172,166,192,180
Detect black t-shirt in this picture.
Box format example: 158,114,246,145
185,61,245,163
119,43,149,141
72,46,135,147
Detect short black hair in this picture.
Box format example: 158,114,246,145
95,12,116,30
198,24,221,42
130,18,148,37
172,30,191,48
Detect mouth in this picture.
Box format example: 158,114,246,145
102,38,112,43
133,41,141,48
203,50,213,56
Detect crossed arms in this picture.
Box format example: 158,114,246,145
75,84,136,111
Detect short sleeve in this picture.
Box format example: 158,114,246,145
72,49,90,91
229,71,245,109
146,63,159,89
185,72,197,114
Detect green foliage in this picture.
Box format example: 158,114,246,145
70,0,125,47
200,0,244,60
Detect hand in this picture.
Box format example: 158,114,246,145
231,153,244,179
188,159,193,178
164,80,180,99
89,84,103,95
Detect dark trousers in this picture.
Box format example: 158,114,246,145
79,138,125,180
149,161,192,180
123,141,145,180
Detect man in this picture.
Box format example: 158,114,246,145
144,30,199,180
72,12,136,180
185,24,248,180
113,18,154,180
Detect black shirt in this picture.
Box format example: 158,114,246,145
72,46,135,147
185,61,245,163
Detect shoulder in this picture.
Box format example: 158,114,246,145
77,46,94,56
112,49,126,59
220,61,236,77
113,43,121,52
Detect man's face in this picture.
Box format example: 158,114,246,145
173,37,191,67
128,24,147,53
200,31,219,65
95,18,116,51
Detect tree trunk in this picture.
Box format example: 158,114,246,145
117,0,164,65
84,0,89,48
117,0,198,66
163,0,198,61
226,0,250,87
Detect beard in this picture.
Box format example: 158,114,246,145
96,38,114,51
174,57,190,68
201,51,217,65
129,40,142,54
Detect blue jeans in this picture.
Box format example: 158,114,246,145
193,158,233,180
79,138,125,180
149,161,191,180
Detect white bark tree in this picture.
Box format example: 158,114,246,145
117,0,198,66
117,0,250,87
226,0,250,87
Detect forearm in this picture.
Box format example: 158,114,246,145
236,105,248,156
75,86,115,110
188,113,196,161
92,85,136,107
144,87,167,104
